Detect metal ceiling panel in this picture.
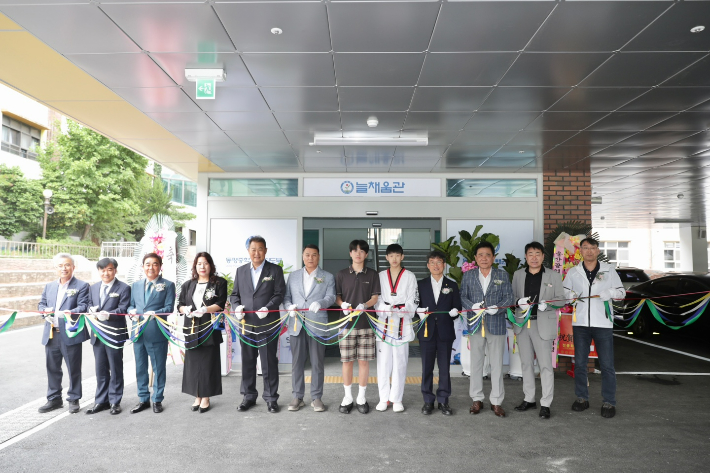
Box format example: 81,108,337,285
641,146,709,158
427,131,459,146
478,87,570,112
587,112,676,131
241,145,296,160
591,145,661,158
344,146,395,158
225,131,289,147
242,53,335,87
663,55,710,87
338,87,414,112
549,88,648,112
442,157,488,168
508,130,578,149
411,87,490,112
454,131,518,146
646,112,710,131
334,53,424,86
0,5,139,54
620,87,710,112
623,3,710,52
403,111,472,131
444,145,499,159
480,157,534,168
146,112,220,133
615,131,700,147
561,131,636,146
525,111,607,131
66,53,175,88
465,112,540,131
341,112,406,132
215,3,330,53
430,2,555,52
260,87,338,112
612,156,683,168
526,2,669,52
209,158,261,172
150,52,255,88
419,53,517,86
173,131,234,147
394,147,446,158
101,3,234,53
581,52,705,87
113,87,200,113
185,87,269,112
298,146,344,160
490,146,542,159
273,112,341,131
500,53,610,87
542,146,599,159
206,111,281,131
329,3,440,53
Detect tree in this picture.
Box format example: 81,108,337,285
0,164,43,239
36,120,149,241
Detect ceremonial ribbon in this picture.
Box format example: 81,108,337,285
0,312,16,334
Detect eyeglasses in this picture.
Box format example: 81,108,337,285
427,261,444,266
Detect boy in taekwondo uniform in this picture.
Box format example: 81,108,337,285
374,244,419,413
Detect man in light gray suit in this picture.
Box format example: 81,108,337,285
284,244,336,412
511,241,565,419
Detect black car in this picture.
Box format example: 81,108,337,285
621,273,710,338
615,267,650,290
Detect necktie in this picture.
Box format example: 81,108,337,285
145,281,153,300
100,285,108,306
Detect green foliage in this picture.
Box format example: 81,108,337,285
543,221,608,267
501,253,525,283
458,225,501,267
35,238,100,259
0,165,44,238
277,259,293,275
431,236,463,284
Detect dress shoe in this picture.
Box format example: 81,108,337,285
311,399,325,412
267,401,279,413
571,398,589,412
339,402,354,414
85,402,110,415
288,398,305,411
110,404,122,415
356,402,370,414
469,401,483,415
130,401,150,414
68,400,80,414
539,406,551,419
199,404,210,414
422,403,434,415
237,399,256,412
38,398,63,413
438,403,453,416
393,402,404,413
153,402,163,413
191,404,199,412
375,401,388,412
601,403,616,418
514,400,537,412
491,404,506,417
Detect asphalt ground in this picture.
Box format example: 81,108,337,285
1,326,709,473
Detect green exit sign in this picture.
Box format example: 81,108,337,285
196,78,216,100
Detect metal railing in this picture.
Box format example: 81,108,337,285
101,241,141,258
1,141,38,160
0,241,101,260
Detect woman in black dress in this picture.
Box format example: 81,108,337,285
178,252,228,413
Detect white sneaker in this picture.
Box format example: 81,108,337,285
393,402,404,413
375,401,388,411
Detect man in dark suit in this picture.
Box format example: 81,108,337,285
37,253,90,414
128,253,176,414
85,258,131,416
417,250,462,416
230,235,286,413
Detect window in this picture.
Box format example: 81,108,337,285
161,178,197,207
664,242,681,269
1,115,41,160
599,241,629,267
446,179,537,197
184,181,197,207
209,178,298,197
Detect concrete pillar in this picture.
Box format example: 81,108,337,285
679,225,708,272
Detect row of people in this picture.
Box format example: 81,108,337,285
35,236,624,419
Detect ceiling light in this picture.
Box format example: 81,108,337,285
591,196,602,204
690,25,705,33
366,211,378,216
367,116,379,128
184,68,226,82
271,27,283,35
310,132,427,147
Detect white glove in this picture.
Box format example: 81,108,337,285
538,301,548,312
599,289,613,301
449,308,459,318
485,305,499,315
416,307,429,320
398,307,408,318
44,315,54,325
341,302,351,316
144,311,155,317
256,307,269,319
185,311,194,319
43,306,54,314
89,306,99,314
61,310,72,319
234,305,245,320
194,306,206,316
179,306,191,315
472,302,483,311
355,303,365,312
309,301,321,314
287,303,298,318
517,297,531,312
128,308,138,322
98,311,110,321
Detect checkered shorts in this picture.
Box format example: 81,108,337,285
339,328,376,362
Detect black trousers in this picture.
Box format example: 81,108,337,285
45,334,83,401
420,337,454,404
93,341,124,405
240,338,279,402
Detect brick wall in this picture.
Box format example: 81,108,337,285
543,169,592,240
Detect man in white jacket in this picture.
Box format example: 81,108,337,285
374,244,418,413
563,237,625,418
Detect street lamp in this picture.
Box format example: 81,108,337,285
42,189,53,240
